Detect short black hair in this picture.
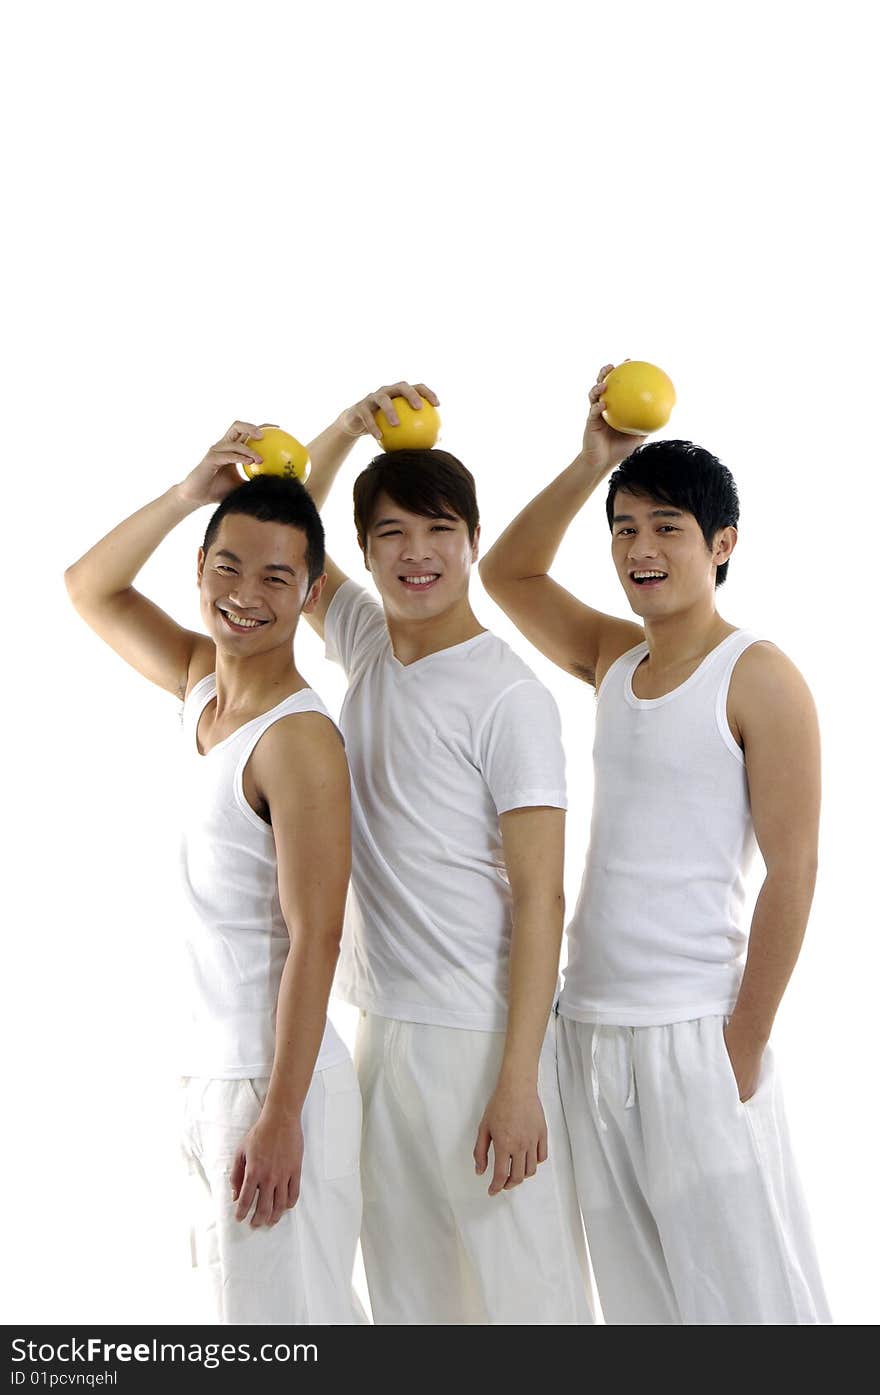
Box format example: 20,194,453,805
606,440,740,586
202,477,325,585
353,449,480,547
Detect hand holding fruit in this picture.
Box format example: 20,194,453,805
337,382,440,448
179,422,273,507
581,361,675,475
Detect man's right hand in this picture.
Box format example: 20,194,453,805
580,363,648,475
336,382,439,443
178,421,276,507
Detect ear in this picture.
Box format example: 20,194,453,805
358,536,371,574
301,573,327,615
713,525,737,568
470,522,481,564
197,546,206,585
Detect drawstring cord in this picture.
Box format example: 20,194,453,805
591,1027,638,1130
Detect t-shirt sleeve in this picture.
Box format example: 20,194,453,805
477,679,568,815
324,578,387,678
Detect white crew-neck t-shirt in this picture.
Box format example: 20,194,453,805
325,580,568,1031
178,675,349,1077
560,630,762,1027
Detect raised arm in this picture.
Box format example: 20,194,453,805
723,643,821,1102
474,805,565,1194
64,422,266,696
229,713,351,1226
479,365,645,686
303,381,439,638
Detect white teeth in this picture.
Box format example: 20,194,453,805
222,609,263,628
402,575,439,585
633,570,667,580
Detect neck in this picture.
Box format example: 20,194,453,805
385,594,485,665
213,643,305,713
643,596,734,671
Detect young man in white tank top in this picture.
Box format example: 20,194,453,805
65,423,363,1324
480,365,830,1324
298,384,593,1324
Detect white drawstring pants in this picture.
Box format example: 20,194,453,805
557,1014,831,1325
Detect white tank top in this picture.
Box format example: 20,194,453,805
559,630,761,1026
178,675,349,1077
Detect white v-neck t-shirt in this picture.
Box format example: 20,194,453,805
325,580,568,1031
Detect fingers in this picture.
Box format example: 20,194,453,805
387,380,428,411
414,382,440,407
223,420,262,444
504,1150,526,1190
229,1150,245,1202
250,1180,277,1229
286,1174,301,1210
473,1121,491,1176
488,1142,511,1196
234,1166,258,1223
209,447,262,469
485,1130,550,1193
371,390,400,427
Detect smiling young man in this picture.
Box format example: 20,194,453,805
300,383,592,1325
479,365,831,1325
65,423,363,1324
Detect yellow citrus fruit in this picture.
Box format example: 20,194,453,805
243,427,310,481
375,396,441,451
601,362,676,436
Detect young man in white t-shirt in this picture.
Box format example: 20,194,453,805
479,365,830,1324
302,383,593,1325
65,423,363,1324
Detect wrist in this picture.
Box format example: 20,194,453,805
496,1059,540,1093
259,1092,305,1126
574,448,612,483
726,1009,772,1046
171,481,211,512
332,411,366,442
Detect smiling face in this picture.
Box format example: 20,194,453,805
197,513,324,654
610,488,736,618
362,491,479,622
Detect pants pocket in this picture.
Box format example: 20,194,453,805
320,1061,363,1181
717,1015,746,1109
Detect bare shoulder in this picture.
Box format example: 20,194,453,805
253,709,348,794
729,640,818,746
731,640,815,700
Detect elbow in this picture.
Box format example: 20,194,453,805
285,916,344,958
765,851,819,892
64,562,86,611
478,553,503,596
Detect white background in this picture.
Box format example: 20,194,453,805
3,0,877,1325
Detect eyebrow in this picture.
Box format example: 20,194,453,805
612,509,685,523
215,548,298,577
371,512,459,530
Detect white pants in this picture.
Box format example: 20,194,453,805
356,1013,594,1325
181,1061,365,1324
557,1014,831,1325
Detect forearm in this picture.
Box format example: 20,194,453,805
731,859,818,1041
65,484,199,610
262,929,342,1121
305,419,362,510
499,894,564,1085
481,452,606,583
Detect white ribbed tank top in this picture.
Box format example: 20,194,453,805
559,630,762,1026
178,675,349,1077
